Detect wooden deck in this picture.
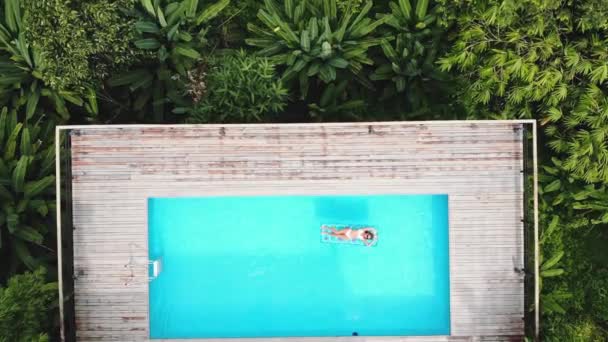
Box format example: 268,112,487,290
57,121,535,341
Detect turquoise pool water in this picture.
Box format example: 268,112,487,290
148,195,450,338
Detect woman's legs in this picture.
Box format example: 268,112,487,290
331,232,351,241
321,228,352,240
321,225,339,233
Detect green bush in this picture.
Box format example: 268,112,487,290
23,0,140,92
0,108,56,277
308,81,366,120
0,0,96,121
214,0,262,47
108,0,230,122
437,0,608,338
369,0,459,119
438,0,608,183
538,160,608,337
543,315,608,341
246,0,388,98
0,268,57,342
186,50,288,123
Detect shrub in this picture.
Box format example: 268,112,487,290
0,268,57,342
108,0,230,122
186,50,288,123
437,0,608,337
246,0,389,98
543,318,608,342
0,0,96,121
438,0,608,183
23,0,140,92
539,160,608,338
214,0,262,47
308,81,366,120
369,0,459,119
0,108,55,276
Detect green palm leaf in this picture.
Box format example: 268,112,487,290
4,122,23,160
135,38,161,49
397,0,412,20
196,0,230,25
12,156,30,193
14,225,44,245
24,176,55,199
415,0,429,20
19,127,32,156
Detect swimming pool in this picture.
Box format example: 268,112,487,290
148,194,450,338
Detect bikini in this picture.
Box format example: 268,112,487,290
344,229,361,241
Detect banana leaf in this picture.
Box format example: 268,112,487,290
415,0,429,20
140,0,156,16
285,0,294,19
14,239,38,270
0,107,7,143
4,0,21,33
26,84,40,120
4,122,23,160
174,46,201,59
247,23,275,38
328,57,348,68
135,38,161,49
12,155,30,193
196,0,230,25
186,0,199,17
109,69,151,87
19,127,31,156
24,176,55,199
135,21,160,33
397,0,412,20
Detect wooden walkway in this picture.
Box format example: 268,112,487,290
59,122,532,341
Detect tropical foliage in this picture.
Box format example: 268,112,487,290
215,0,261,47
437,0,608,339
0,268,57,342
0,108,55,279
308,80,366,120
246,0,388,98
108,0,230,122
537,159,608,339
23,0,140,93
0,0,97,122
371,0,457,118
186,50,288,123
438,0,608,183
0,0,606,340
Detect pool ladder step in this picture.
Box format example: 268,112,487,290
148,259,162,282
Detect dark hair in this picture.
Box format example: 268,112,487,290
364,231,374,240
